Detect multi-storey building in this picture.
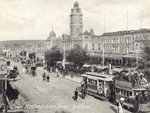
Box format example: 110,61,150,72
1,1,150,67
46,1,150,66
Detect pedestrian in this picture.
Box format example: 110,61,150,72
74,88,78,101
42,72,46,81
82,85,86,99
118,100,123,113
62,69,65,78
56,68,59,77
133,95,139,113
47,74,50,82
0,105,4,113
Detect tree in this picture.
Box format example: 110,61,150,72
66,45,90,68
29,52,36,59
139,47,150,82
44,46,63,67
142,47,150,67
20,50,27,56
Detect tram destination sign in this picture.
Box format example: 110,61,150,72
0,58,7,75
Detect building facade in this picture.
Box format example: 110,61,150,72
2,1,150,67
45,1,150,66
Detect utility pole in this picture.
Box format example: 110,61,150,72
62,34,66,70
102,43,105,67
136,43,139,68
4,74,7,113
104,14,106,33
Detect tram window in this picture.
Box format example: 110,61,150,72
116,88,120,93
130,92,132,96
105,82,109,87
123,90,126,96
121,89,123,95
127,91,129,97
88,79,97,85
115,88,117,92
99,80,103,84
99,82,103,88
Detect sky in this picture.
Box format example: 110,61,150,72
0,0,150,41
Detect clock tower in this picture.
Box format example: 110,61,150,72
70,1,83,39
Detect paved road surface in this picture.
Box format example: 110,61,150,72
8,61,131,113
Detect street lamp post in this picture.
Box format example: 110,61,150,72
62,34,66,70
136,49,138,67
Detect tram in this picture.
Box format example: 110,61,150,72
114,73,150,113
78,72,115,100
78,71,150,112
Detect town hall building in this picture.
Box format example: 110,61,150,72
46,1,150,66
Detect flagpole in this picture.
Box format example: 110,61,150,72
127,11,128,30
104,14,106,32
140,12,142,29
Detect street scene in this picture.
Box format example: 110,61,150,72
4,61,126,113
0,0,150,113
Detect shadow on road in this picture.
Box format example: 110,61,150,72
8,111,25,113
9,78,21,82
55,111,71,113
110,106,117,113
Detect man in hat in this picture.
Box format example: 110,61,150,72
47,74,50,82
42,72,46,81
74,88,78,101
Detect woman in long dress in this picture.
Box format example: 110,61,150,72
118,101,124,113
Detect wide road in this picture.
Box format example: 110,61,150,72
9,61,130,113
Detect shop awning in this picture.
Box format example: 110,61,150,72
123,54,142,59
133,88,147,91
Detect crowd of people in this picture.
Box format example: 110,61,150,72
116,70,148,88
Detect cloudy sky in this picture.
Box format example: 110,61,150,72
0,0,150,41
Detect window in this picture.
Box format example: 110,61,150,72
143,35,148,40
123,90,126,96
85,44,88,49
130,92,132,96
76,8,80,13
88,79,97,85
98,43,101,50
116,88,121,94
121,89,123,95
92,43,94,50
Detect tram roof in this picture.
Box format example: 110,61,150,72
82,72,114,81
133,88,147,91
